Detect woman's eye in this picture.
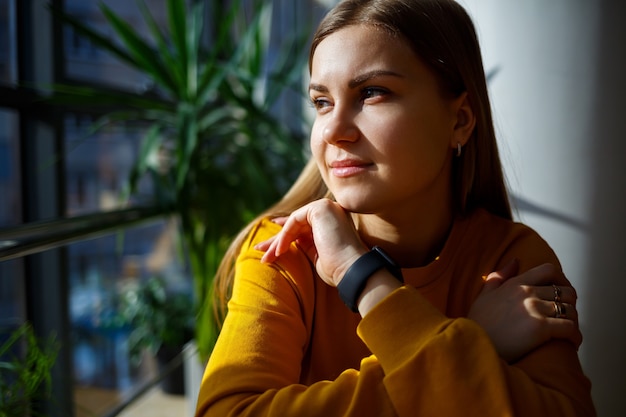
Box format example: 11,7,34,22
362,87,388,101
311,97,332,110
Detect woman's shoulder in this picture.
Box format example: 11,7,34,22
237,217,315,282
461,208,561,269
241,217,283,251
466,208,547,240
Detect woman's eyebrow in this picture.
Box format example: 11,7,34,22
309,83,328,93
348,70,403,88
309,69,404,93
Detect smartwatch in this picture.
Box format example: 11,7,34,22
337,246,404,312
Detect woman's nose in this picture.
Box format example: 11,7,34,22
322,110,359,144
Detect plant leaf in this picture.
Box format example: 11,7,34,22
196,0,244,102
98,3,178,94
48,4,139,70
186,0,204,101
128,123,165,195
175,105,198,190
167,0,188,88
136,0,184,89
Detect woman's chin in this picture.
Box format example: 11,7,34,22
332,195,378,214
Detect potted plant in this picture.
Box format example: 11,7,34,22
0,323,58,416
118,276,194,395
48,0,308,362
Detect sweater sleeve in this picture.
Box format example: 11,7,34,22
358,286,595,417
195,222,398,417
355,215,595,417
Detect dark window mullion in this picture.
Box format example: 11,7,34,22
18,0,74,416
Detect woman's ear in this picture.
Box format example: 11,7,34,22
450,92,476,148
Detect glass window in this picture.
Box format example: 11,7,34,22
0,256,25,380
63,0,168,91
64,114,155,215
0,259,24,326
0,109,20,226
0,0,17,86
60,2,193,407
70,219,189,412
0,108,24,340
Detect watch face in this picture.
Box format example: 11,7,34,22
372,246,403,282
373,246,397,267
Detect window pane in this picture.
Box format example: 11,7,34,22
0,109,20,225
64,114,153,215
63,0,168,91
0,0,17,86
70,219,190,413
0,108,25,338
0,259,24,326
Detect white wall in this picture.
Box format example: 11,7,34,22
459,1,626,416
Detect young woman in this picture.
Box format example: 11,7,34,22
195,0,595,415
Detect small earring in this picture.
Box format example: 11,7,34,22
456,142,462,157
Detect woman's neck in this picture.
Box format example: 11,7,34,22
353,199,454,268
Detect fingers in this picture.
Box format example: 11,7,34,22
258,201,337,264
495,258,520,280
537,284,577,306
260,237,280,264
261,206,315,262
271,216,288,226
482,258,519,291
254,216,310,262
544,313,583,348
528,297,581,348
254,235,276,252
511,263,572,287
537,300,578,322
509,263,578,307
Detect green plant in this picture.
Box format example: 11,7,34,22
118,277,194,363
0,323,58,417
48,0,308,361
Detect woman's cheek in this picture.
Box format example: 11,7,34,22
309,123,325,158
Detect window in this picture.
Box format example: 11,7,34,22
63,0,168,91
60,0,190,409
69,220,186,399
0,108,24,332
0,1,323,414
64,115,150,215
0,109,20,226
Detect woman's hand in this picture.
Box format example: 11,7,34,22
468,260,581,362
256,198,368,287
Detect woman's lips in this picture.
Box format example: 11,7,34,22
329,159,372,178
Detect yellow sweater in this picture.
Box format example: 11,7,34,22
196,208,595,417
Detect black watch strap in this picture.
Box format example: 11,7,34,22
337,246,404,312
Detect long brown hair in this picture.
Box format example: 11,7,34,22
213,0,511,322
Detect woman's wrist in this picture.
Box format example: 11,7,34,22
357,270,403,316
336,246,404,313
336,246,403,312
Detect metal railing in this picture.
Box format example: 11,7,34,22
0,206,169,262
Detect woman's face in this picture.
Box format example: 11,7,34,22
309,24,466,216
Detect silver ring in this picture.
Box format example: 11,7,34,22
553,301,566,318
552,284,561,303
